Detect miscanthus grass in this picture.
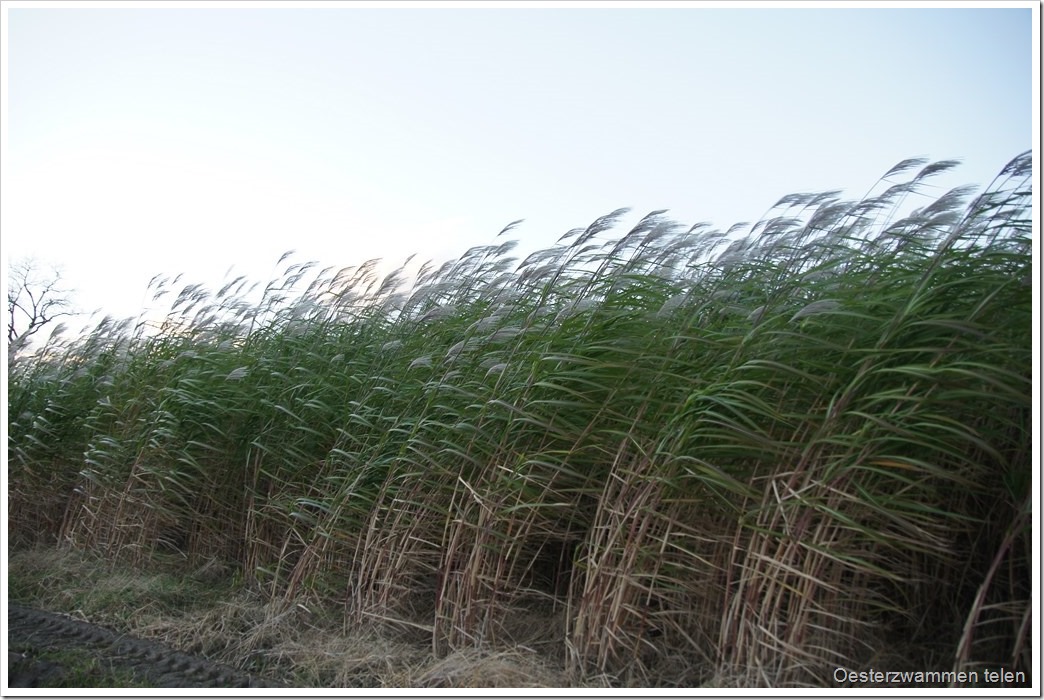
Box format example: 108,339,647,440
8,152,1032,687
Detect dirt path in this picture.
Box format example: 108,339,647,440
6,602,285,688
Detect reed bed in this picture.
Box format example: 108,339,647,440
7,152,1033,686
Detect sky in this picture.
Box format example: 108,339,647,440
1,1,1037,334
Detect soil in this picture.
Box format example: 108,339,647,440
6,602,285,689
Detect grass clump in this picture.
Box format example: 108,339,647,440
8,151,1033,687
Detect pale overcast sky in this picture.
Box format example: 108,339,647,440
2,2,1036,327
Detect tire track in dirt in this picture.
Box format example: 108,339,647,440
7,603,285,688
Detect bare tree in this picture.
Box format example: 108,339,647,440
7,258,76,356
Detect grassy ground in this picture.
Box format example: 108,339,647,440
6,545,999,689
9,645,152,688
7,546,595,688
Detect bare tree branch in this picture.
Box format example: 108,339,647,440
7,258,77,356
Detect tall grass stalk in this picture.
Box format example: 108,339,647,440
8,152,1032,686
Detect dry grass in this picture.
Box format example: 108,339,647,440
5,546,627,687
